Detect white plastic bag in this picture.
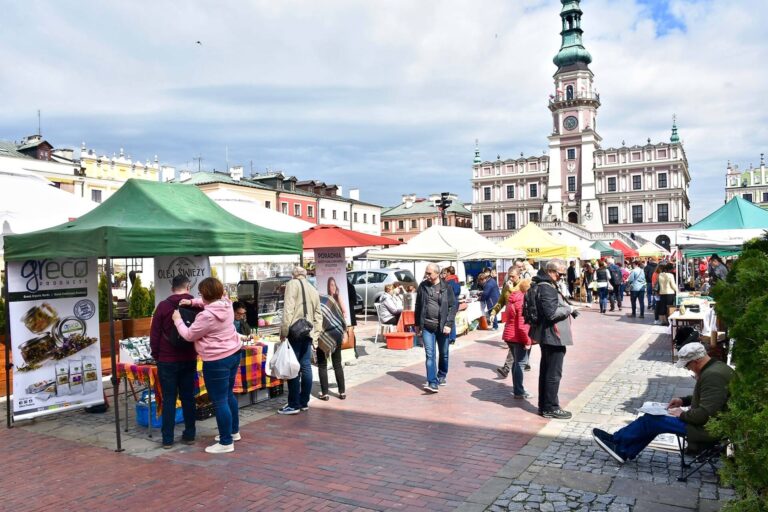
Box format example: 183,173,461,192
269,340,300,380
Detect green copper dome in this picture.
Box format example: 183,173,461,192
553,0,592,69
670,116,680,144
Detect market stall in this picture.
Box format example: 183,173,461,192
365,226,524,335
610,239,638,259
637,241,670,258
497,222,581,260
2,179,303,451
590,240,623,259
678,196,768,258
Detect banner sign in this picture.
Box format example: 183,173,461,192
153,256,211,308
7,258,103,420
314,247,351,324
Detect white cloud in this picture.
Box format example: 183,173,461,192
0,0,764,216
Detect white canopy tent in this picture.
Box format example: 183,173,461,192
0,169,98,256
366,225,525,261
207,188,314,233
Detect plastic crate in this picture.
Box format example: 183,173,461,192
385,332,414,350
136,400,183,428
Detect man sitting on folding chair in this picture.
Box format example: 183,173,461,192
592,342,734,465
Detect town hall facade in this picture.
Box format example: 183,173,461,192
471,0,690,250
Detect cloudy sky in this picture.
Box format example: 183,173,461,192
1,0,765,220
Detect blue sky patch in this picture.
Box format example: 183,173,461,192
637,0,687,35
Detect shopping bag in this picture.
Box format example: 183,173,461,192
270,340,300,379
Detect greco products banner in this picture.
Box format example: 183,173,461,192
153,256,211,308
7,258,103,420
313,247,351,324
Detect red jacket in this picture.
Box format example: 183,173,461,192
149,293,199,363
502,290,530,345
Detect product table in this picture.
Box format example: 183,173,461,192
116,344,278,436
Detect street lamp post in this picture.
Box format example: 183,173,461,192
430,192,457,226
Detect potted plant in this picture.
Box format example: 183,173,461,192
122,275,153,337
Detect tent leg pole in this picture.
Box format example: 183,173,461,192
106,256,124,452
4,262,13,429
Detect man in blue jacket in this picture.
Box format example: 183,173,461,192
480,272,501,329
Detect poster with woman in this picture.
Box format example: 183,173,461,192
313,247,351,324
6,257,103,420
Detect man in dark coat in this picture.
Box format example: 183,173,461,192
530,259,577,420
644,257,658,309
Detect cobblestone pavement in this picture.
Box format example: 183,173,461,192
478,312,733,512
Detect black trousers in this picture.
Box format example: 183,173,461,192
539,344,567,413
317,342,346,395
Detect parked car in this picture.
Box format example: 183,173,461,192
347,268,416,310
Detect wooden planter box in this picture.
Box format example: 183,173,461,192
99,321,123,358
121,317,152,338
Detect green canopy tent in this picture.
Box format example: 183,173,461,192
590,240,622,258
2,179,302,449
679,196,768,258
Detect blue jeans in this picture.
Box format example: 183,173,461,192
157,360,197,446
598,287,609,311
421,328,449,386
630,290,645,317
510,343,529,396
287,336,313,409
646,282,656,308
613,414,687,460
202,351,241,446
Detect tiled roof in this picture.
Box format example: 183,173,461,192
381,199,471,217
0,141,33,159
180,172,273,190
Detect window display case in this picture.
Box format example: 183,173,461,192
237,277,290,337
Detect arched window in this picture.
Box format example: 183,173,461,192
566,85,574,100
655,235,671,251
567,211,578,224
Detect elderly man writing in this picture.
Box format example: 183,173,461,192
592,342,734,463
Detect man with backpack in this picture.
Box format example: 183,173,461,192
150,274,202,449
527,259,578,420
607,258,623,311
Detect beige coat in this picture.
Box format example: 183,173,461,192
658,272,678,295
280,276,323,343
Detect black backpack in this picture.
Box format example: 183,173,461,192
609,266,622,286
164,302,200,349
522,283,541,326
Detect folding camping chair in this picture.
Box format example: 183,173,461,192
676,435,725,482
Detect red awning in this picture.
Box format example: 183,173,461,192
301,225,402,250
610,239,639,258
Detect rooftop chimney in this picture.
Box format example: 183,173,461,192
230,165,244,181
402,194,416,208
349,188,360,201
178,170,192,182
336,185,343,197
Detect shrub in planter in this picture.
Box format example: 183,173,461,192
709,242,768,511
145,285,156,317
128,276,151,319
98,273,111,322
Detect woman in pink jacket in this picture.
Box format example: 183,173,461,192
174,277,242,454
501,279,533,399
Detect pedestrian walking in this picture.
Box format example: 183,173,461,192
582,261,594,308
626,260,646,318
174,277,242,454
480,271,501,329
654,263,678,326
709,254,729,284
529,259,577,419
644,257,658,309
566,261,577,298
607,258,623,310
595,260,611,314
500,279,533,399
414,263,458,393
278,266,322,415
149,274,200,449
444,266,461,344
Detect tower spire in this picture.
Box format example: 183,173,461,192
473,139,481,165
553,0,592,70
670,114,680,144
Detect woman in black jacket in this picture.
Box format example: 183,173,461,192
595,261,611,314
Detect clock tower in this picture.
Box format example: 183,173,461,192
543,0,603,231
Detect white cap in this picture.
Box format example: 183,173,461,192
675,342,707,368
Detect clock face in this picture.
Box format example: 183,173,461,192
563,116,578,131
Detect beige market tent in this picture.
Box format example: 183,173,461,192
637,241,670,257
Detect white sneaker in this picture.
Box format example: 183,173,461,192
215,432,241,442
653,320,661,325
205,442,234,454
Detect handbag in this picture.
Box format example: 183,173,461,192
269,339,301,379
589,281,598,291
607,281,614,292
288,280,313,342
341,326,355,350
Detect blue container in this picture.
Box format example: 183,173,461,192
135,391,183,428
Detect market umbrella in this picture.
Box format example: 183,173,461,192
497,222,581,260
610,239,639,258
301,225,402,250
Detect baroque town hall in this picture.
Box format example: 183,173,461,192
471,0,690,251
